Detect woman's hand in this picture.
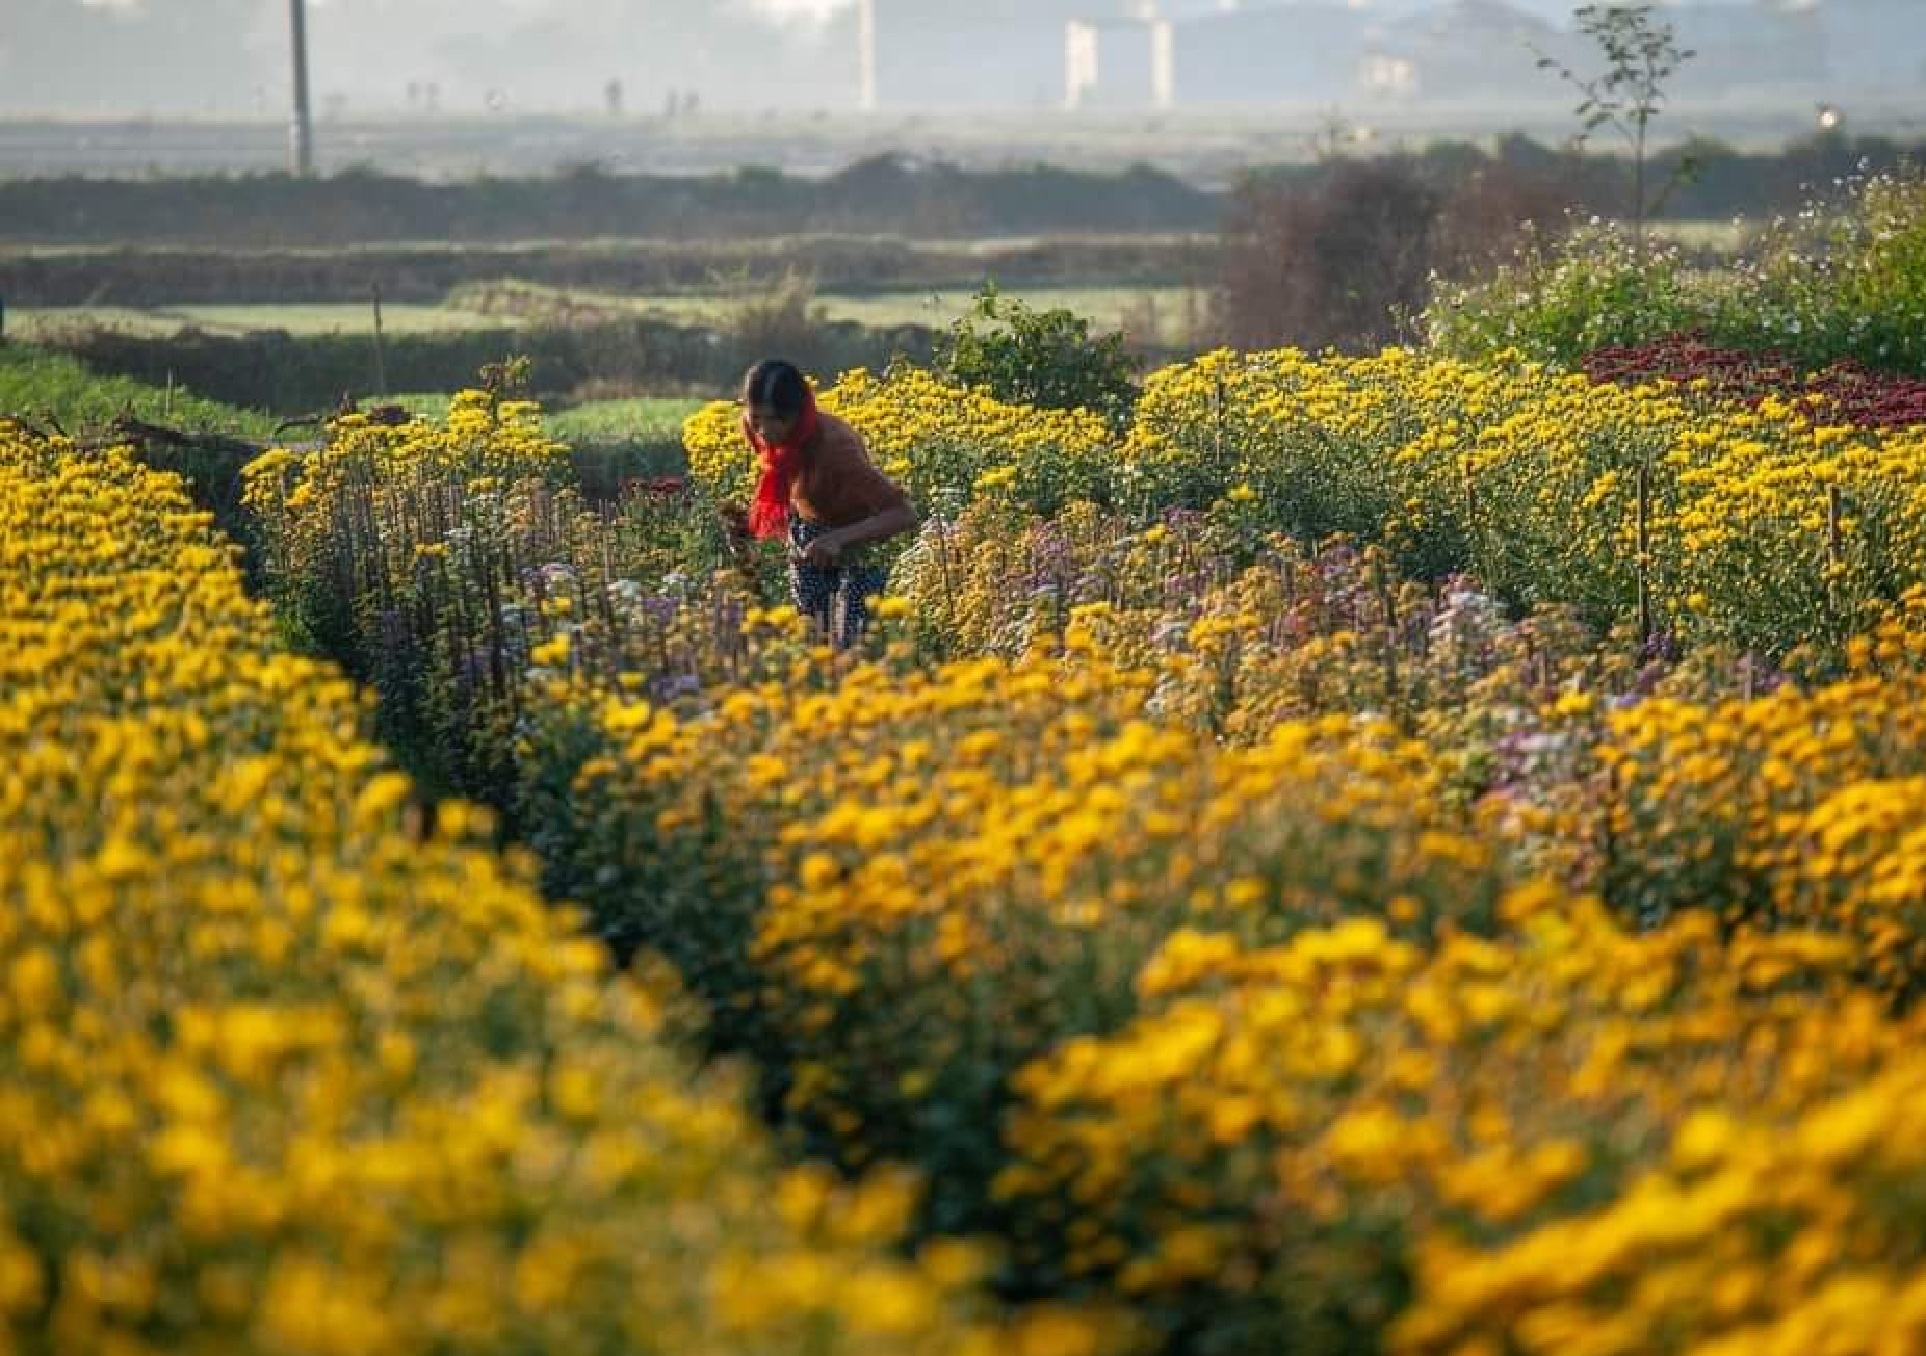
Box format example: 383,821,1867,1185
791,506,914,568
794,531,846,568
717,502,752,542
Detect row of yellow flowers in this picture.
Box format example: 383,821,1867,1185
1120,346,1926,660
559,631,1508,1227
1,420,1102,1356
1563,594,1926,993
999,892,1926,1355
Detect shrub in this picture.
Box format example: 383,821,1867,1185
1712,167,1926,375
1429,166,1926,377
1429,158,1578,281
1424,216,1706,364
936,285,1140,431
1216,159,1441,354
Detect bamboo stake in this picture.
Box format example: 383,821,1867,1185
1636,460,1653,651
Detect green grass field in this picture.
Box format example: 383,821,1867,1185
12,283,1212,347
0,342,276,437
3,346,697,480
458,280,1213,345
547,396,702,446
635,284,1207,340
546,395,703,489
11,303,513,341
387,392,698,444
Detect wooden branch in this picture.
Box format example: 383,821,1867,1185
107,414,264,458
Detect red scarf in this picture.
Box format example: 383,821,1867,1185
743,388,820,540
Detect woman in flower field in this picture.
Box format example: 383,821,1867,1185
731,357,918,646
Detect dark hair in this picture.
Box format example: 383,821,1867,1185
741,359,809,417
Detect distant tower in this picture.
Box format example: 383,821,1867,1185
858,0,878,111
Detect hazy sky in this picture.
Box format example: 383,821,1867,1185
760,0,844,15
752,0,1744,22
0,0,1890,125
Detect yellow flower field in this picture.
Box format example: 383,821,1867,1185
215,350,1926,1355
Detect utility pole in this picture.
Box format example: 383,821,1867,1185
289,0,314,176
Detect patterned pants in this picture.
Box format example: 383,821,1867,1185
789,517,887,649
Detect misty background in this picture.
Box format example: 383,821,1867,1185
0,1,1921,180
3,2,1920,116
